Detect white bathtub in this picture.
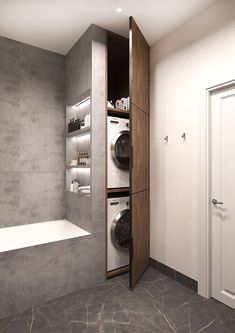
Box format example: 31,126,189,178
0,219,90,253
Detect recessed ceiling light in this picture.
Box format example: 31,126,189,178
116,7,123,13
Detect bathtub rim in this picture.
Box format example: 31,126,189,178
0,219,91,253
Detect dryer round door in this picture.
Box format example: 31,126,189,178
111,208,130,252
111,130,130,169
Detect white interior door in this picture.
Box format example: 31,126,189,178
211,84,235,309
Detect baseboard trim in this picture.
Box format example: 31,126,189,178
149,258,198,293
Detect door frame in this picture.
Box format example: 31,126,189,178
198,79,235,298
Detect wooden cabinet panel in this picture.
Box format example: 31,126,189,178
130,17,150,288
132,105,150,193
130,19,150,114
131,190,150,285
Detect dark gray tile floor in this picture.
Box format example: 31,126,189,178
1,267,235,332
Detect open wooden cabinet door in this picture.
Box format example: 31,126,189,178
129,17,150,288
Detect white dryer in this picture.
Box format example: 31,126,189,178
107,197,130,272
107,116,130,189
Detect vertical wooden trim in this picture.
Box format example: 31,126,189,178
129,16,133,289
129,17,150,288
105,30,108,278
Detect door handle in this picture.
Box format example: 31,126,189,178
212,199,224,205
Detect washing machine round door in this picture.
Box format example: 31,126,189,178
111,208,130,252
111,130,130,169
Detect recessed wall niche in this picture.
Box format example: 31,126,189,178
66,94,91,196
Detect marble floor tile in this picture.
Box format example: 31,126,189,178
0,267,235,333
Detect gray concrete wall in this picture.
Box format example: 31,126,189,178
65,25,106,236
91,25,106,236
65,27,92,104
0,36,65,228
65,24,106,278
65,192,91,231
65,26,92,229
90,25,107,283
0,25,107,318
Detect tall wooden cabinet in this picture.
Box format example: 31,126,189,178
105,18,150,287
129,17,150,287
64,20,149,290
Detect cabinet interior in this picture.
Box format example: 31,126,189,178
107,31,129,106
66,94,91,194
106,30,131,278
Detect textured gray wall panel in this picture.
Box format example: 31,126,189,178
0,36,65,227
0,25,107,318
65,27,92,104
65,191,91,231
0,232,105,317
91,25,107,234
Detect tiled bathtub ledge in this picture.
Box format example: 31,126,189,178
0,220,105,318
0,219,90,253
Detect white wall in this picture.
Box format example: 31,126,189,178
150,0,235,280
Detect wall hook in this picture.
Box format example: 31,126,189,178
164,135,168,143
181,132,186,140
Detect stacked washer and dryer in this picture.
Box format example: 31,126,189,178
107,115,130,274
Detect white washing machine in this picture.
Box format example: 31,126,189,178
107,197,130,272
107,116,130,189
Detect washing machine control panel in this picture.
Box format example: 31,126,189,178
109,199,129,207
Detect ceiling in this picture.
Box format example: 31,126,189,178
0,0,217,55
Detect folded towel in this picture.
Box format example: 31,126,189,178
79,186,90,190
115,97,130,110
80,190,91,195
78,186,91,195
115,99,122,109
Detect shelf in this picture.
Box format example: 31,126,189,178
107,187,130,194
67,126,90,138
66,190,91,197
107,107,129,118
67,165,90,169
